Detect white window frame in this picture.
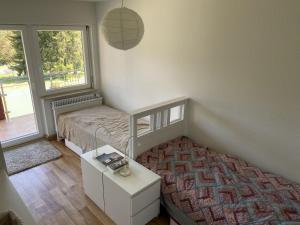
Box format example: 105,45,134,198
32,25,93,95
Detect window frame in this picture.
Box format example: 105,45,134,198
0,24,46,146
32,25,93,95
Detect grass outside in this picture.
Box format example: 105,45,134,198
0,65,28,85
1,78,82,119
1,66,86,118
0,73,15,78
44,72,86,90
2,82,34,118
0,75,85,86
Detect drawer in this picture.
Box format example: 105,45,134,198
131,181,160,216
81,158,104,210
103,175,131,225
131,199,160,225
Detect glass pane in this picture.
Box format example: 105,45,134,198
0,30,38,142
37,30,87,90
137,115,152,136
156,112,162,130
170,105,182,123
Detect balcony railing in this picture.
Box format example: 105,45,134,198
43,70,85,90
0,70,84,120
0,83,9,120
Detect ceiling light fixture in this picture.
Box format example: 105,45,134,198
101,0,144,50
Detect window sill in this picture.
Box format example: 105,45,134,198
41,88,99,100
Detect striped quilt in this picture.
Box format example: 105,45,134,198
136,136,300,225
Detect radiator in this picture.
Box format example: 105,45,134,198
52,93,102,109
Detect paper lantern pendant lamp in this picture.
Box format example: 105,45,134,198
101,6,144,50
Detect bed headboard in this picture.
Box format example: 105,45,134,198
129,97,188,159
52,93,103,138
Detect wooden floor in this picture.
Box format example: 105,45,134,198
0,114,37,142
9,140,170,225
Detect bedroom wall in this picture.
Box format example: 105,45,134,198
0,0,96,26
96,0,300,183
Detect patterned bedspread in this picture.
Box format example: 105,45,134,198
136,136,300,225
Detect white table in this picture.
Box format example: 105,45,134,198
81,145,161,225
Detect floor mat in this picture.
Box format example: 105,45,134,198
4,140,62,175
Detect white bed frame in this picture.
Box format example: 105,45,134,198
52,95,188,225
129,97,188,159
52,94,188,158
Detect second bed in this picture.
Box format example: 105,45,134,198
137,136,300,225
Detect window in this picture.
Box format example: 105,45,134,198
169,105,184,123
35,26,91,93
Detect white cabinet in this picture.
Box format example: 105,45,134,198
81,145,161,225
81,158,104,210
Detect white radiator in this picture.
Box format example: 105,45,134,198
51,93,103,138
52,93,102,109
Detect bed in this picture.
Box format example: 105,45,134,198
53,95,300,224
136,136,300,225
57,105,149,154
52,94,150,155
52,93,188,157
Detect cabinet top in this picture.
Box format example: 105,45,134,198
81,145,115,173
81,145,161,196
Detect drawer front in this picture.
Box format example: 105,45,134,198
81,158,104,210
131,199,160,225
103,175,131,225
131,181,160,216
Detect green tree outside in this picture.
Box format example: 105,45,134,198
38,30,84,74
0,30,84,78
0,31,15,66
9,31,27,76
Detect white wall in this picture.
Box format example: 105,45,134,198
97,0,300,183
0,0,96,25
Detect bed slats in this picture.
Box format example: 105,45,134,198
130,97,188,159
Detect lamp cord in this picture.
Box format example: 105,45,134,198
94,124,133,159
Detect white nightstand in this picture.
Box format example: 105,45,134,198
81,145,161,225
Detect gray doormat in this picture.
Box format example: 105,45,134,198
4,140,62,175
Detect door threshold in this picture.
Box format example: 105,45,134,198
1,133,43,149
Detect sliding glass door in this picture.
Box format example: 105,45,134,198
0,26,43,147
